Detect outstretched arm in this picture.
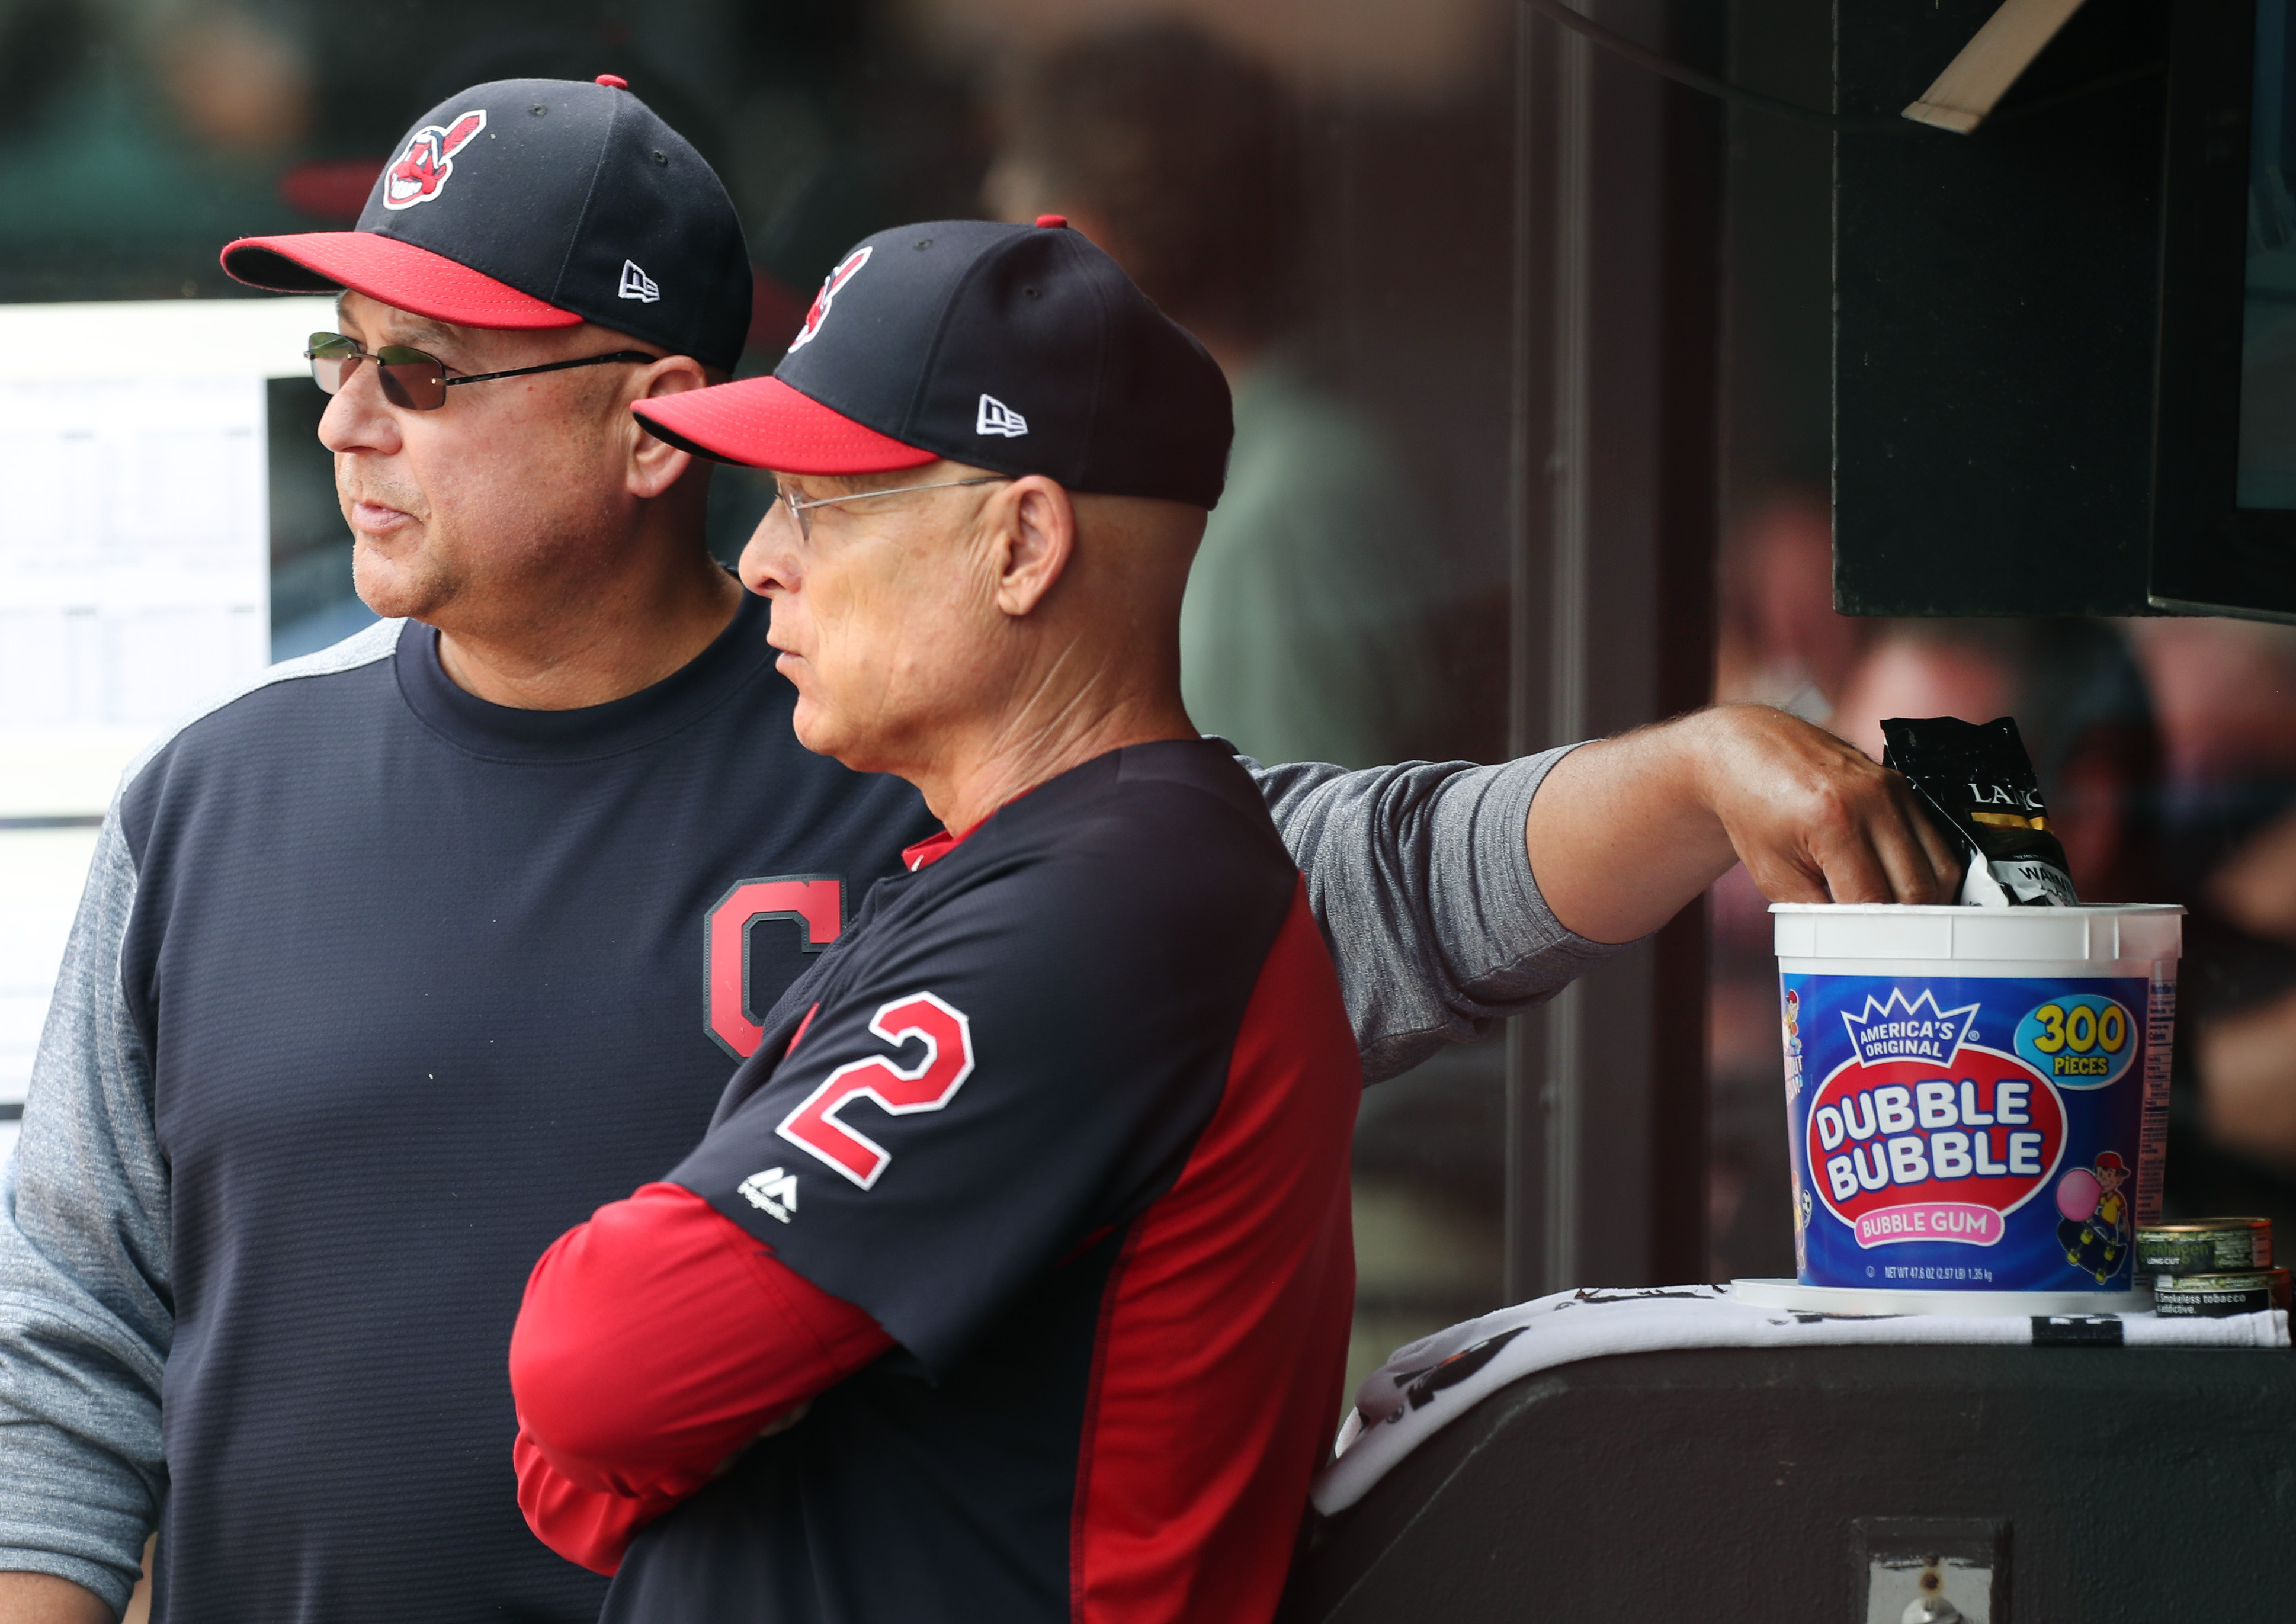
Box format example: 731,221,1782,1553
1250,746,1613,1081
1527,705,1961,945
1249,705,1958,1082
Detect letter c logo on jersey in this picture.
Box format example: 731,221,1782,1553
703,875,844,1060
777,992,974,1188
383,109,488,210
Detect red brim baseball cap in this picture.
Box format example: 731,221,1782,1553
641,217,1230,505
219,78,756,369
221,230,582,330
633,375,938,474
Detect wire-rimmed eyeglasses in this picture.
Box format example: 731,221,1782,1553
772,474,1011,541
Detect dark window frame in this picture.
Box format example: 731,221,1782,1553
2151,0,2296,621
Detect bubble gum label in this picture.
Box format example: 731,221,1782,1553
1779,973,2172,1292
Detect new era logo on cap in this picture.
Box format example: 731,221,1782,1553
620,259,660,303
976,394,1027,438
633,218,1232,509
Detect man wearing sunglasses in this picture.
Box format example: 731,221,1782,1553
303,333,668,412
0,76,1956,1624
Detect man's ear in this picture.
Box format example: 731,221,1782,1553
992,476,1076,618
626,356,710,499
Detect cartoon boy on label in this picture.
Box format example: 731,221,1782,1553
1782,988,1804,1101
2056,1150,2130,1283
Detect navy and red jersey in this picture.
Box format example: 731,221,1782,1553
84,595,934,1621
515,737,1359,1624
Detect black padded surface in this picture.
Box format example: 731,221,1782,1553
1280,1343,2294,1622
1832,0,2168,617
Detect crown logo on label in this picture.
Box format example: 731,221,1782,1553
1840,987,1981,1068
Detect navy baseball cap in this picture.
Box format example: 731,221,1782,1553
634,217,1233,509
222,77,752,371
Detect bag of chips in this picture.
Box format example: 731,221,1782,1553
1880,715,2079,907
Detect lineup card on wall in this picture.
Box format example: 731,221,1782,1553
0,373,268,740
0,296,333,1147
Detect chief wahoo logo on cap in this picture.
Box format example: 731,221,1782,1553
384,110,488,210
788,245,872,352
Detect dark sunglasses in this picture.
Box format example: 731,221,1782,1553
304,332,660,412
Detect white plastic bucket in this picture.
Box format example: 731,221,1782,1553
1772,903,2182,1302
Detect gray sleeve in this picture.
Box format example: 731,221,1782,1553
1248,747,1627,1084
0,812,169,1612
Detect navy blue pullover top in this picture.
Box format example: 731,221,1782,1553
0,592,1607,1621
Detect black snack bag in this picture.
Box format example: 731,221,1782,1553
1880,715,2079,907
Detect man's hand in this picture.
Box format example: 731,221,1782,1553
0,1572,112,1624
1525,704,1962,945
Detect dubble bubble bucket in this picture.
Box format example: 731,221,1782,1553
1765,903,2182,1313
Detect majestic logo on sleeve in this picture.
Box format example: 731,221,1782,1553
381,110,488,210
737,1166,799,1223
778,992,974,1188
1807,987,2065,1250
787,245,871,351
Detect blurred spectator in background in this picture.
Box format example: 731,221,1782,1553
151,2,312,156
0,0,313,280
2122,618,2296,1212
2127,617,2296,861
1713,484,1866,727
985,21,1441,768
2197,805,2296,1169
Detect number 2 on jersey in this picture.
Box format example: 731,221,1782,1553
777,992,976,1187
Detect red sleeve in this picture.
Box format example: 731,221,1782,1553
512,1429,682,1575
509,1181,892,1572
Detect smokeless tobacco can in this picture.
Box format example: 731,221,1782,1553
1775,904,2183,1299
2136,1218,2272,1284
2151,1269,2292,1317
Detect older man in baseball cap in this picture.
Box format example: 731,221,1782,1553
0,76,1956,1624
510,214,1358,1624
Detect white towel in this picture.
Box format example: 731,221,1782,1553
1312,1283,2288,1516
